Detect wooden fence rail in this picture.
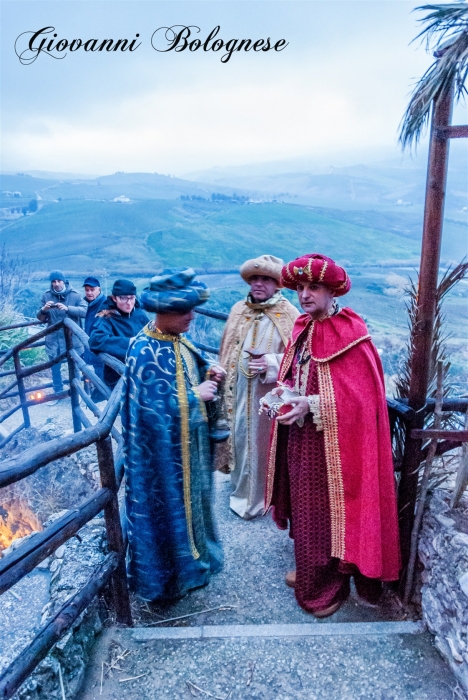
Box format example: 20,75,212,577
0,316,131,699
0,488,112,594
0,377,123,488
0,553,119,700
0,305,467,698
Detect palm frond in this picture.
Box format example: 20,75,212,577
399,2,468,149
392,259,468,466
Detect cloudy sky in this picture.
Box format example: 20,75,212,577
1,0,467,175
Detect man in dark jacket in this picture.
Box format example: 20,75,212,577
83,276,107,400
89,279,148,389
37,270,87,394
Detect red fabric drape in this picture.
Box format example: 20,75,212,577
267,307,401,581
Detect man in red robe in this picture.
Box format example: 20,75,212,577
264,253,400,618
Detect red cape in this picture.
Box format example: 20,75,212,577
266,307,401,581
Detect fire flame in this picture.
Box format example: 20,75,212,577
0,498,43,554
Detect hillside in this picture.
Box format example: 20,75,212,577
0,171,251,214
1,198,466,277
185,151,468,219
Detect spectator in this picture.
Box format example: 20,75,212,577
89,279,148,389
83,276,107,400
37,270,87,395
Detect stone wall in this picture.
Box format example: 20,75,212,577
419,488,468,694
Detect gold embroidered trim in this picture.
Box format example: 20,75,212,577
317,362,345,559
305,257,314,282
311,334,371,363
265,419,279,508
307,394,323,431
180,336,200,354
284,263,296,282
278,342,296,383
335,271,349,291
173,340,200,560
319,260,328,282
144,325,178,342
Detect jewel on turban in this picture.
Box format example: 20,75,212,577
140,268,210,313
281,253,351,297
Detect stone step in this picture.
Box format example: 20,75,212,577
132,620,424,641
77,624,460,700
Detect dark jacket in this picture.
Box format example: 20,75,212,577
37,283,87,357
84,292,107,365
88,297,148,387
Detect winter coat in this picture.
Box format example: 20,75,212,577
83,292,107,366
37,283,87,357
89,297,148,387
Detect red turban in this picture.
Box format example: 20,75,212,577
281,253,351,297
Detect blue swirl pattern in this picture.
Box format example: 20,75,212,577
121,326,223,601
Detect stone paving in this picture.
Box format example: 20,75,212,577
76,473,461,700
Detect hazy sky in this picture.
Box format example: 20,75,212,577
1,0,467,175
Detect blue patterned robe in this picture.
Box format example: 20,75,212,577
121,325,223,601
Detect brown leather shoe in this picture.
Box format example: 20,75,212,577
285,571,296,588
312,601,342,618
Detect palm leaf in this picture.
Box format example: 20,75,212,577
392,259,468,466
399,2,468,149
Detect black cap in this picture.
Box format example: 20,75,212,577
112,279,137,296
83,276,100,288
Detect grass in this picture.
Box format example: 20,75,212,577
0,198,440,273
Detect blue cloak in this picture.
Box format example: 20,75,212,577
121,325,223,601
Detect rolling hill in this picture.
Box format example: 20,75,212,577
1,197,466,277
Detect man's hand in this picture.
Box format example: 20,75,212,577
42,301,55,312
197,380,218,402
248,356,269,374
55,303,68,311
276,396,310,425
259,385,283,414
208,364,226,383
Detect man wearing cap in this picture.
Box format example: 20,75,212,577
216,255,299,519
88,279,148,389
37,271,87,394
121,268,225,601
82,277,107,399
263,253,400,618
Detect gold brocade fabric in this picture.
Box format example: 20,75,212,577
215,295,300,476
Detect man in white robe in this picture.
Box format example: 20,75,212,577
216,255,299,519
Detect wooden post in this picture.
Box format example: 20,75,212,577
451,411,468,509
398,82,454,572
13,350,30,429
96,436,132,626
64,325,82,433
404,362,444,604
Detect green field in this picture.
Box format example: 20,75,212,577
2,198,466,275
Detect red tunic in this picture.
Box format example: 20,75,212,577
266,308,401,583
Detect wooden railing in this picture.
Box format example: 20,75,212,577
0,318,131,700
0,307,467,698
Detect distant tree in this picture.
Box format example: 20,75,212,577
0,245,35,309
28,199,38,212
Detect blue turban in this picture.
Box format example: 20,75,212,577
140,268,210,313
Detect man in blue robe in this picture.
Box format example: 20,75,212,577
121,269,225,601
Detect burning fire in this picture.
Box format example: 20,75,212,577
0,498,43,554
